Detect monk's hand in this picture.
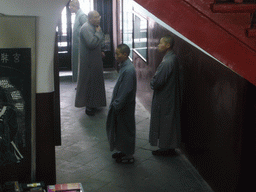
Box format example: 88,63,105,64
96,25,101,32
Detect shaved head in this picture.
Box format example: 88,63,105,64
88,11,99,20
161,34,175,50
69,0,80,13
88,11,101,26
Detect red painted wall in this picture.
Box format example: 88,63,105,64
134,0,256,86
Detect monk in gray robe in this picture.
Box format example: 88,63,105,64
106,44,137,164
149,35,181,156
75,10,106,116
69,0,87,82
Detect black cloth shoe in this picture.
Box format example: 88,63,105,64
152,149,177,157
85,108,95,116
112,152,126,159
116,156,135,164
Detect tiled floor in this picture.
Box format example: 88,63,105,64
56,70,214,192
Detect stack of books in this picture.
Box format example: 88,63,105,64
47,183,84,192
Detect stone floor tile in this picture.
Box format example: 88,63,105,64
56,71,214,192
135,138,149,148
94,183,127,192
80,178,110,192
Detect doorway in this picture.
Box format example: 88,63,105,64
56,0,114,71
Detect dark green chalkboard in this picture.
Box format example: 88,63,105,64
0,48,31,183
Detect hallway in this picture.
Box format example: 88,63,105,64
56,70,214,192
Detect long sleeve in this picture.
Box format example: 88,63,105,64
112,69,136,111
150,52,175,90
80,24,104,50
150,62,173,90
79,14,87,25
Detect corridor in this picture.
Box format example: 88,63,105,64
55,70,214,192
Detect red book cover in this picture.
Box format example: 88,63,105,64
47,183,83,192
55,183,80,191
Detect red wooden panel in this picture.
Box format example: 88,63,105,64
134,0,256,86
246,28,256,37
211,3,256,13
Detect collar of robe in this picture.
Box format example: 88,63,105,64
120,59,129,69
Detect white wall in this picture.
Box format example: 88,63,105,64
0,0,69,93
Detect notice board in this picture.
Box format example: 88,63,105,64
0,16,36,183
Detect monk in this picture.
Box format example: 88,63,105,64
106,44,137,164
75,10,106,116
69,0,87,82
149,34,181,156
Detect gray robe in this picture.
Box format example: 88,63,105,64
149,50,181,149
72,9,87,82
106,59,137,155
75,22,106,108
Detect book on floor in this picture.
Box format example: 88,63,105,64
47,183,84,192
